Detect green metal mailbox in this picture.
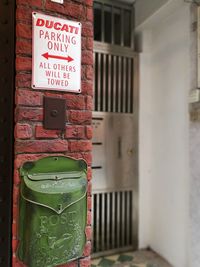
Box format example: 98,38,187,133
17,156,87,267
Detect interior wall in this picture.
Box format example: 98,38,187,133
189,5,200,267
137,1,190,266
190,122,200,267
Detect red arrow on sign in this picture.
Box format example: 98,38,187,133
42,52,74,62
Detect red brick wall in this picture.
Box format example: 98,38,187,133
13,0,93,266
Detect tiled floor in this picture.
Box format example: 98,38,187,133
91,249,172,267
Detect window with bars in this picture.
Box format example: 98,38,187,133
93,0,135,114
94,0,134,48
92,190,133,254
94,51,134,113
92,1,137,256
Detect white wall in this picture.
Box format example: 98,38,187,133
137,1,190,266
190,122,200,267
189,4,200,267
135,0,169,27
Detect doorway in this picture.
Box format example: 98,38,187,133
92,0,139,257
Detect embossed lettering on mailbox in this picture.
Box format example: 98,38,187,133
17,156,87,267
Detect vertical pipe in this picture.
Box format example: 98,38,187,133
94,194,97,252
106,193,111,250
114,192,118,248
92,194,95,251
110,55,114,112
101,193,105,251
122,57,126,113
127,58,131,113
121,8,124,46
108,55,112,112
117,191,120,247
129,191,133,245
130,58,134,113
100,53,104,111
126,191,130,246
96,193,100,252
120,191,124,247
124,191,127,246
118,57,121,113
103,53,107,112
120,57,124,113
97,53,101,111
112,55,116,113
105,55,108,112
94,52,97,111
111,6,114,45
119,191,123,248
112,192,115,249
121,191,125,247
131,5,135,50
126,58,128,113
102,4,104,42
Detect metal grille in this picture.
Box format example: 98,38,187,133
94,45,135,113
92,190,134,256
94,0,134,48
92,0,137,257
0,0,15,266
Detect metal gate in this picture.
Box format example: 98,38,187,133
0,1,15,266
92,41,139,257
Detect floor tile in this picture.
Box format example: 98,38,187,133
91,250,172,267
117,254,134,262
106,255,120,261
98,258,116,266
92,258,102,265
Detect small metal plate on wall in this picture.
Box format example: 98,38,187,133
44,96,66,130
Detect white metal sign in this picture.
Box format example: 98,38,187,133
32,12,81,93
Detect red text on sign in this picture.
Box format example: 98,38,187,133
36,18,79,34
